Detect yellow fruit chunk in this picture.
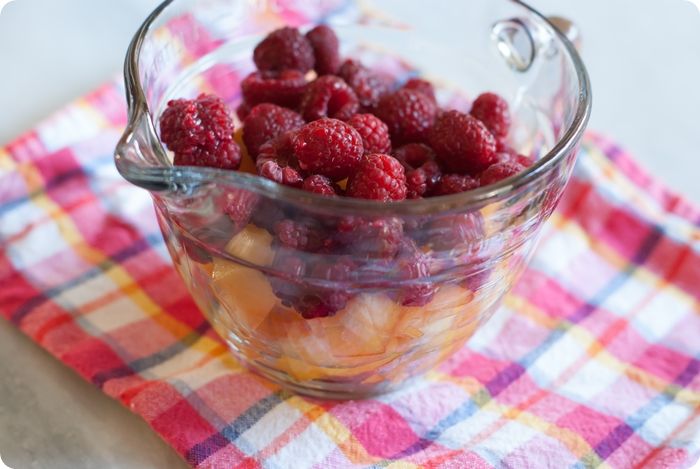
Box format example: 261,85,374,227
211,226,277,331
334,294,401,356
223,225,274,265
234,128,256,175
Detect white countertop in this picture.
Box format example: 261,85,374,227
1,1,699,467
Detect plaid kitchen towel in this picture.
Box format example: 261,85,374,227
1,81,700,469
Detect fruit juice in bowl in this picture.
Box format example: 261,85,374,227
115,0,591,399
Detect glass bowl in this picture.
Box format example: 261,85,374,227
115,0,591,399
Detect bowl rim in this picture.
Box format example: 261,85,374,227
116,0,591,216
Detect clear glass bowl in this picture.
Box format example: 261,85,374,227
115,0,591,399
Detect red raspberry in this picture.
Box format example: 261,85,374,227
406,160,441,199
495,138,512,154
269,253,307,307
375,89,437,145
470,92,511,140
302,175,341,196
338,59,392,110
274,219,325,252
241,70,307,108
299,258,356,318
223,189,259,228
495,148,534,168
429,212,484,251
394,239,437,306
431,173,480,196
479,161,525,186
242,103,304,158
401,78,436,104
305,25,340,75
257,157,304,187
516,154,533,167
293,118,364,180
299,75,359,122
336,216,404,258
347,113,391,155
160,93,241,170
256,131,304,187
429,110,497,174
253,26,314,73
250,198,286,232
392,143,436,169
346,153,407,201
236,101,251,121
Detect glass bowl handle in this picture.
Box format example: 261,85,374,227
491,14,581,72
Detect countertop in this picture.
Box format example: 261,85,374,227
1,1,699,467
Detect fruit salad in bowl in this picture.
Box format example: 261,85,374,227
115,0,590,398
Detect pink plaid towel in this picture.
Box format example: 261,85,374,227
1,80,699,469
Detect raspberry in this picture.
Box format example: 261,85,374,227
293,118,364,180
338,59,392,110
401,78,436,104
495,149,533,168
405,169,427,199
160,93,241,170
302,175,341,196
253,26,314,73
463,268,490,292
406,160,441,199
495,139,512,154
223,189,258,228
516,154,533,167
347,113,391,155
242,104,304,158
394,239,437,306
250,198,286,232
269,252,306,307
257,158,304,187
296,257,356,318
429,110,497,174
256,131,304,187
392,143,436,169
299,75,359,122
336,216,404,258
431,173,480,196
236,101,251,121
428,212,484,251
306,25,341,75
241,70,307,108
470,92,511,140
375,89,437,145
346,153,407,201
479,161,525,186
274,219,324,252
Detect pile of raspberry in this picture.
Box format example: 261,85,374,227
159,25,533,319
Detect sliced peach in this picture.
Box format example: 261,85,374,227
222,224,274,265
234,128,256,175
334,293,401,353
211,226,277,331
